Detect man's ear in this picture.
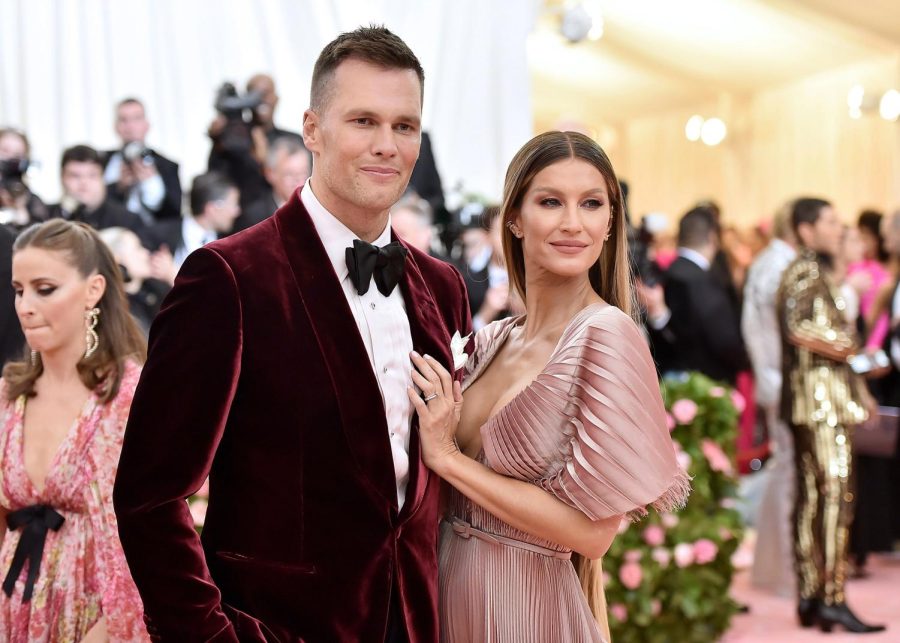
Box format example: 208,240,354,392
302,109,320,153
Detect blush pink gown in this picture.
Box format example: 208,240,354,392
439,303,690,642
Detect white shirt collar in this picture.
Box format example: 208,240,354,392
300,179,393,283
677,247,711,271
182,216,215,250
770,238,797,260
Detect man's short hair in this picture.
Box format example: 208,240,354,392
791,198,831,235
265,135,309,170
190,172,236,216
310,25,424,112
677,206,719,248
116,97,144,112
393,193,433,227
61,145,103,171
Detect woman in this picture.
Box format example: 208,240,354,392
1,219,149,641
409,131,690,641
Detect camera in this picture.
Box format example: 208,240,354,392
122,141,154,167
0,157,30,199
214,82,263,124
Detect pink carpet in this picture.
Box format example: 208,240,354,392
725,554,900,642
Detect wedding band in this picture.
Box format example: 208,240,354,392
423,393,438,402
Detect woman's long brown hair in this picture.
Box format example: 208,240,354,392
3,220,147,403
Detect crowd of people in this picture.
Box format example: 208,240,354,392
0,23,897,642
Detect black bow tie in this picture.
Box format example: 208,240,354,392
346,239,408,296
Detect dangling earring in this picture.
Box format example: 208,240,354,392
30,350,39,367
604,230,611,241
84,307,100,359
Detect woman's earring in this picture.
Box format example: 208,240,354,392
507,222,523,239
604,230,611,241
84,307,100,359
30,350,38,367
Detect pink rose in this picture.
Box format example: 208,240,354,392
719,527,733,541
693,538,718,564
665,413,676,432
671,399,698,424
643,524,666,547
619,561,643,590
673,542,694,568
651,547,671,567
189,498,208,527
709,386,725,398
720,498,737,509
730,390,746,413
661,513,679,529
651,599,662,616
701,439,734,475
610,603,628,623
676,450,692,472
624,549,643,563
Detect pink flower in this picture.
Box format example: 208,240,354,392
610,603,628,622
719,527,733,541
676,450,692,472
661,513,679,529
619,561,643,590
671,399,698,424
720,498,737,509
651,547,671,567
624,549,643,563
643,524,666,547
673,542,694,568
701,439,734,475
709,386,726,398
665,413,676,432
189,498,208,527
651,599,662,616
693,538,718,564
730,390,746,413
602,571,611,588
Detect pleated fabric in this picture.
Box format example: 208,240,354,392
440,303,690,642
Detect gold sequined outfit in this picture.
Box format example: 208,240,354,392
777,249,868,605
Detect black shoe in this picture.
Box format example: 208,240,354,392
798,598,819,628
818,602,886,633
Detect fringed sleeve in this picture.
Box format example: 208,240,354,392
538,307,691,522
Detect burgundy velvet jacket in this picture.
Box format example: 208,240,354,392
113,190,471,642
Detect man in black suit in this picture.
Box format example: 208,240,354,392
142,172,240,284
47,145,144,233
651,206,749,383
0,224,24,367
104,98,182,224
231,135,310,233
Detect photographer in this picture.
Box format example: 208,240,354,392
104,98,183,224
48,145,144,233
0,127,48,228
207,73,300,208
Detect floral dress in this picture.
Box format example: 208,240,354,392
0,362,149,642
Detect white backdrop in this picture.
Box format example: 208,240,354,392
0,0,536,204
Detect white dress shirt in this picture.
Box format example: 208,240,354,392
301,180,415,508
677,247,712,271
173,216,217,269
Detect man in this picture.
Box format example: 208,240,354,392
742,201,797,594
208,73,302,209
48,145,143,233
884,210,900,376
230,135,310,233
104,98,183,224
390,193,437,256
777,197,884,633
0,223,24,366
114,26,471,642
653,205,748,383
0,127,48,228
142,172,240,280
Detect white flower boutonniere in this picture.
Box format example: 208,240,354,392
450,331,472,371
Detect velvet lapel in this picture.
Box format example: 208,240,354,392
274,195,398,509
395,236,453,522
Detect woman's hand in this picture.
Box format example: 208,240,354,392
407,352,463,474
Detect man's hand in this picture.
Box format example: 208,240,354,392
118,162,137,191
151,245,178,285
132,159,159,183
636,280,668,321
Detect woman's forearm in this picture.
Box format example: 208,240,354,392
437,451,621,559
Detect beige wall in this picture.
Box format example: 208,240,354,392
550,56,900,228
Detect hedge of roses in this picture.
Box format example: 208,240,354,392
604,372,745,643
